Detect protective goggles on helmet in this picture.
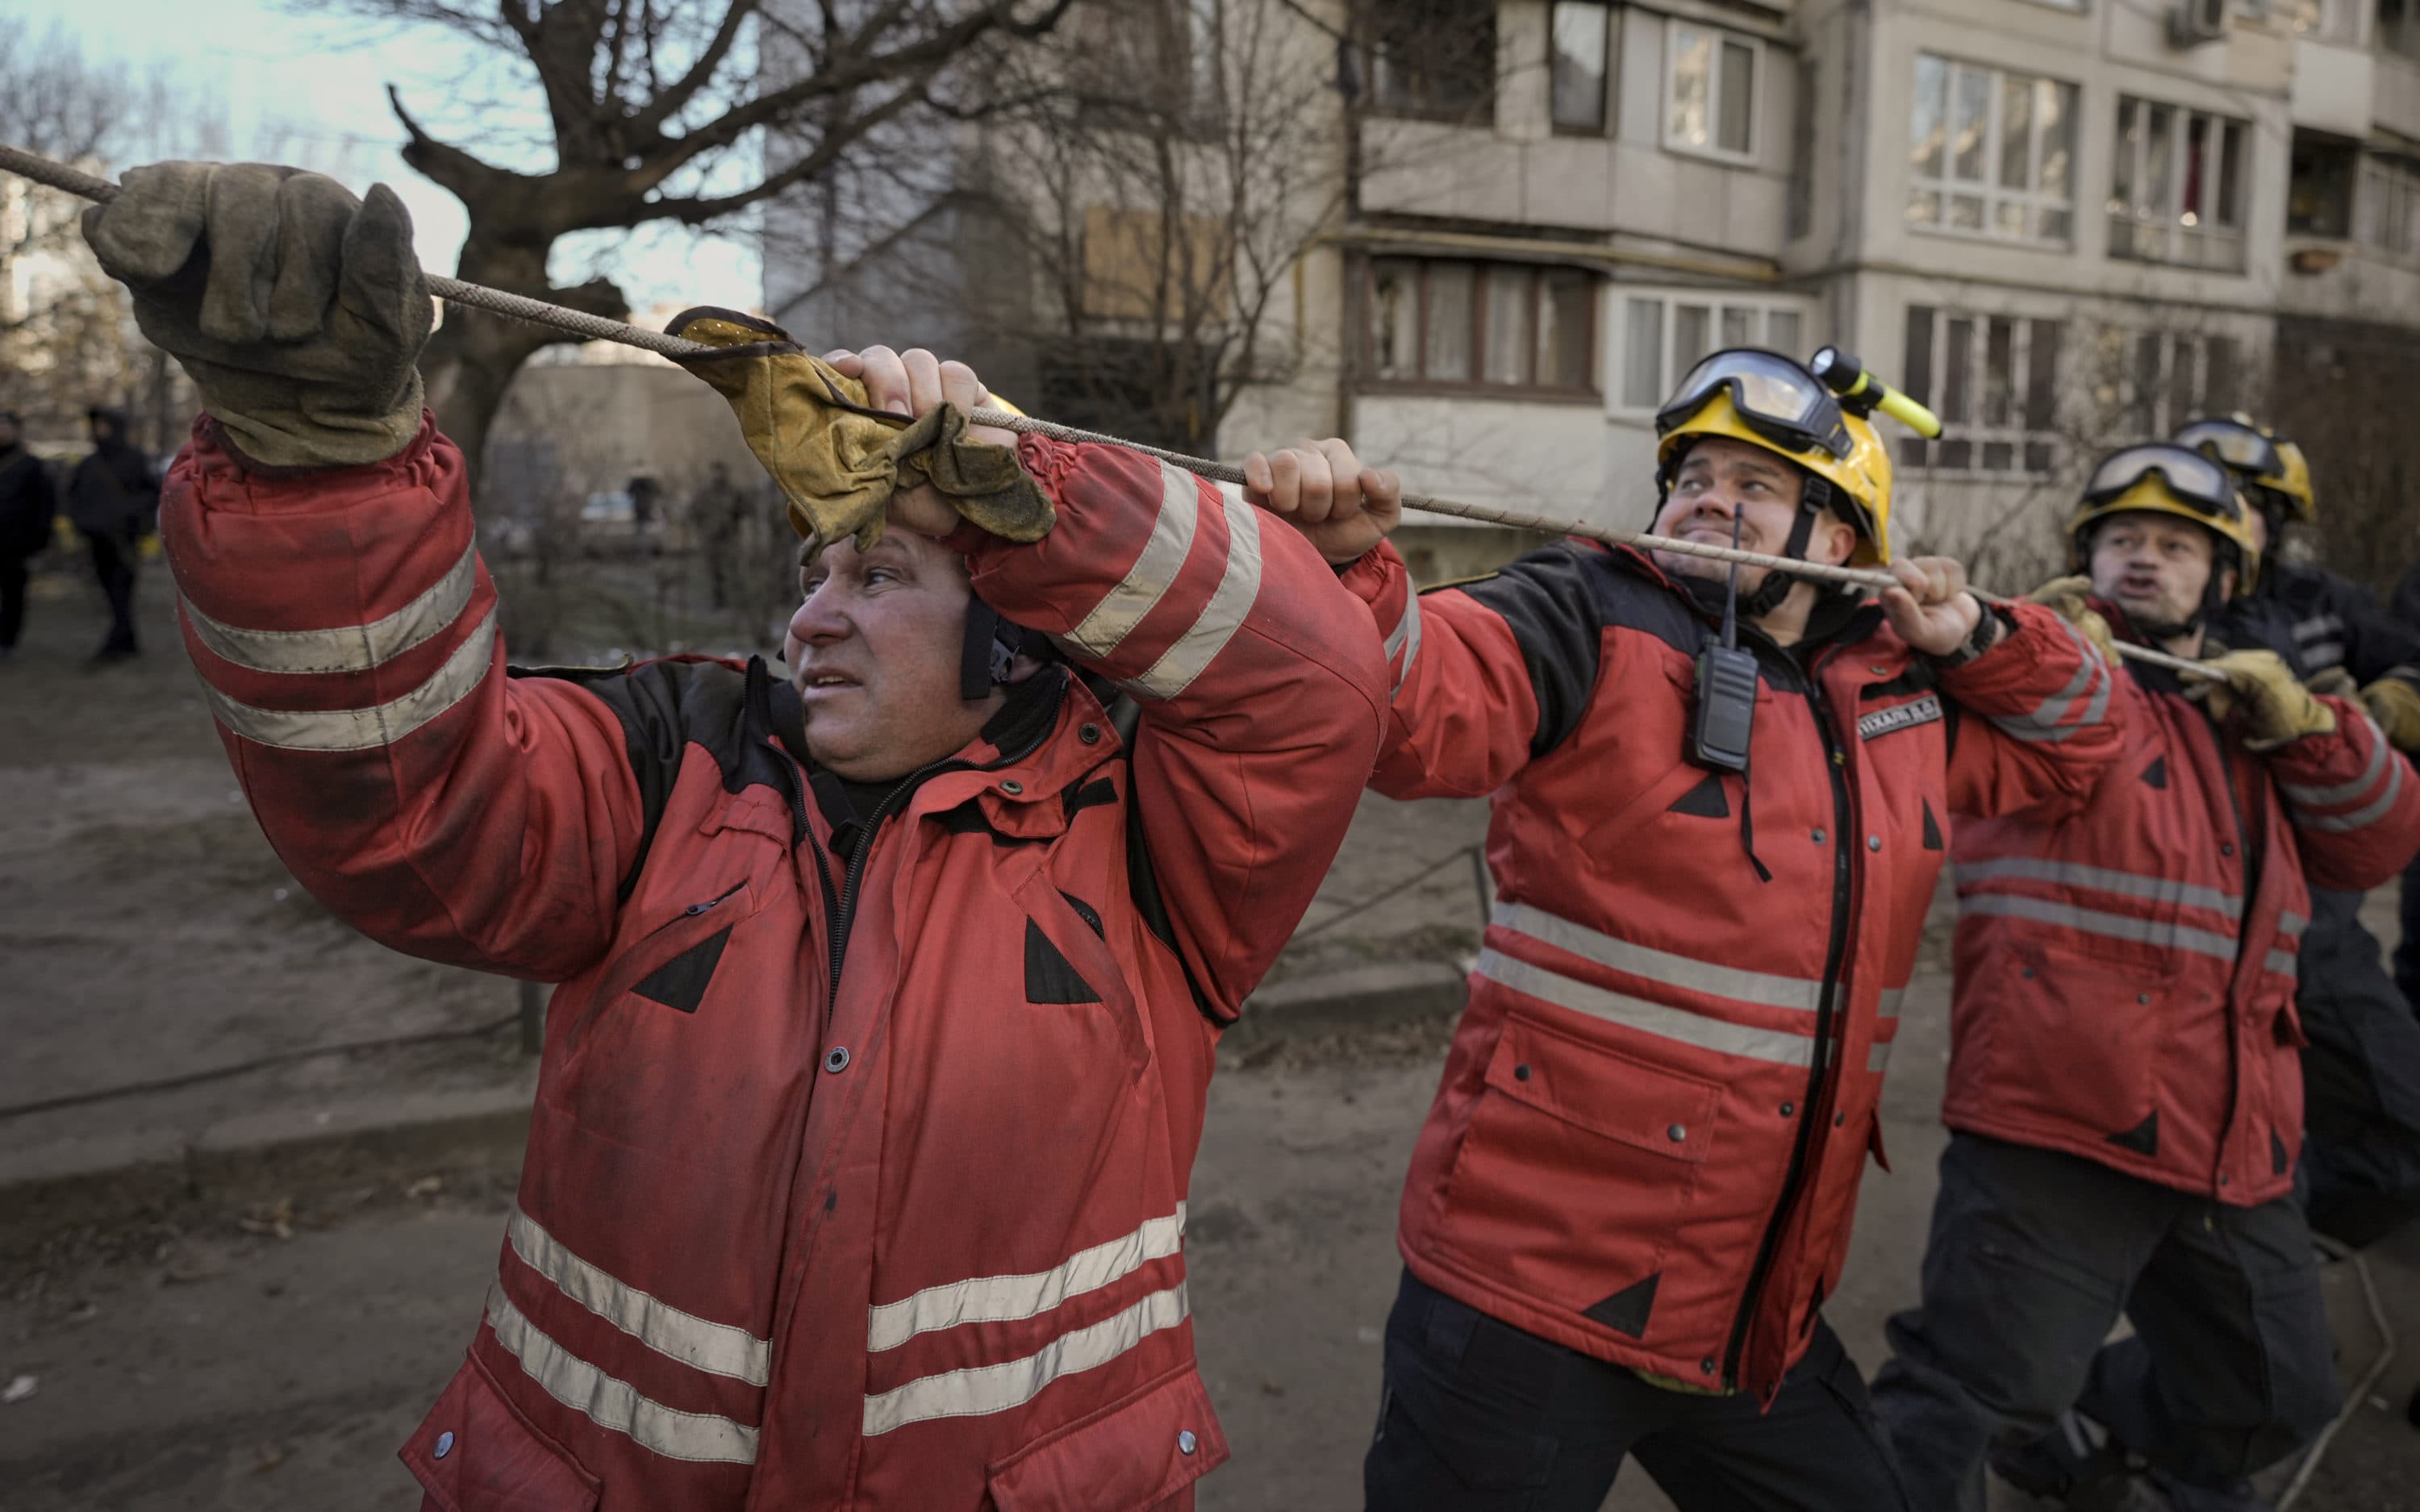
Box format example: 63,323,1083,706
2171,418,2283,483
1655,349,1854,461
2080,444,2243,519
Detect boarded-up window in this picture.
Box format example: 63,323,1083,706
1081,206,1232,323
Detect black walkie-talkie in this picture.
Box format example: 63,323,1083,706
1686,503,1760,775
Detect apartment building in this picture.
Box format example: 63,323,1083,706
766,0,2420,578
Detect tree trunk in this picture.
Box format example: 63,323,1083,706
417,230,626,507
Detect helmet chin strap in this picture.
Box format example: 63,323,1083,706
1733,477,1829,621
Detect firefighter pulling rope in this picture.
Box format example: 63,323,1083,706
0,140,2222,683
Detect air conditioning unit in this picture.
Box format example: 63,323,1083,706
2169,0,2228,47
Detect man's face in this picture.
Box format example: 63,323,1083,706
785,530,1003,781
87,415,114,444
2088,510,2226,630
1650,437,1855,591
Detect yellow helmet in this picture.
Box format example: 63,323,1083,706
1654,349,1896,565
2067,443,2262,596
2172,414,2315,525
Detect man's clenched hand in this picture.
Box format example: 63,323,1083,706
824,345,1015,539
1245,439,1401,565
1881,556,1991,659
81,161,432,469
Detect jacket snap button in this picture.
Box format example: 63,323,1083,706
1834,1111,1846,1127
1780,1102,1795,1117
2136,992,2151,1006
1811,828,1826,843
1514,1063,1532,1081
1666,1123,1687,1142
1866,835,1881,852
434,1431,454,1459
824,1046,851,1073
1178,1429,1197,1455
1079,723,1102,745
1700,1356,1717,1374
2218,1174,2230,1187
1000,779,1024,795
2221,842,2235,856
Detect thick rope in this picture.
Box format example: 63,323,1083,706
2,140,2217,679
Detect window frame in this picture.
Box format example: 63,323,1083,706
1612,292,1815,414
1366,0,1500,123
1905,54,2080,248
2107,95,2253,273
1364,256,1603,400
1897,305,2067,477
1549,0,1617,136
1663,20,1762,164
2355,153,2420,259
2101,327,2242,438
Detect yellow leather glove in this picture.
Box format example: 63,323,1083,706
666,306,1052,551
2360,677,2420,752
2024,574,2118,667
2193,648,2338,752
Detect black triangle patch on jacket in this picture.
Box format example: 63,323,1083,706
1025,920,1103,1004
1583,1272,1660,1337
1667,775,1730,819
2107,1110,2159,1156
2142,756,2168,789
632,926,732,1013
1921,799,1943,852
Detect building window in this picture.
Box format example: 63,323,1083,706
2088,328,2242,438
2382,0,2420,59
2109,98,2250,272
1369,0,1498,120
1368,258,1599,394
1787,58,1818,240
1617,294,1809,410
1550,2,1613,133
2355,154,2420,256
1666,22,1759,160
2290,133,2359,236
2293,0,2363,44
1900,306,2064,474
1907,56,2078,244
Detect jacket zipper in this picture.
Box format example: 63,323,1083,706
1719,652,1856,1389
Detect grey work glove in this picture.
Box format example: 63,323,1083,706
81,161,432,469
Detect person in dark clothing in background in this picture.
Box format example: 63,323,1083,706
2398,560,2420,1014
65,406,160,663
0,410,58,662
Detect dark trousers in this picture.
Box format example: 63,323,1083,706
1363,1269,1910,1511
88,529,137,653
1871,1133,2340,1512
2298,886,2420,1246
2397,860,2420,1032
0,550,27,650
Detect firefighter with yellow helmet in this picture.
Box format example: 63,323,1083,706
1253,347,2126,1510
1872,442,2420,1512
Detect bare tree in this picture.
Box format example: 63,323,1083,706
297,0,1079,492
2269,318,2420,598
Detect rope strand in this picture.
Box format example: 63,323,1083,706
1,140,2216,679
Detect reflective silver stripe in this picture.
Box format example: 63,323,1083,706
1988,644,2109,744
2303,642,2346,670
484,1285,759,1465
1476,948,1816,1067
2281,724,2393,809
2293,755,2405,834
200,609,497,752
2267,948,2299,976
1385,586,1423,698
2293,614,2344,644
1868,1038,1895,1075
866,1206,1187,1355
1877,986,1907,1020
1956,857,2238,918
1062,462,1200,660
182,544,478,675
862,1281,1190,1437
1957,893,2239,961
1120,485,1263,701
508,1207,770,1385
1493,900,1821,1012
2279,911,2309,938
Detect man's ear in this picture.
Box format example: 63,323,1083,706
1000,650,1049,685
1812,510,1859,568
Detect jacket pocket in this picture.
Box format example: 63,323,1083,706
985,1364,1227,1511
1965,942,2176,1143
403,1353,600,1512
1433,1011,1721,1321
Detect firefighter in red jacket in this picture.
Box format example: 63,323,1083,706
1870,446,2420,1512
1261,349,2126,1510
85,163,1391,1510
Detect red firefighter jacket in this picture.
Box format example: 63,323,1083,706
1339,539,2125,1399
1946,607,2420,1203
158,415,1387,1512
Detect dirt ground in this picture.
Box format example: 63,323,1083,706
4,558,2419,1509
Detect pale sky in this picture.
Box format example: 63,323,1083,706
15,0,765,317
